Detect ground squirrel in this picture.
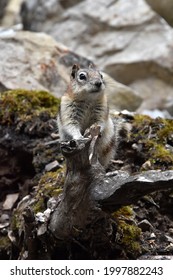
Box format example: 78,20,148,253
57,64,115,167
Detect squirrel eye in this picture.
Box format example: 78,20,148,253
79,72,87,80
100,73,103,79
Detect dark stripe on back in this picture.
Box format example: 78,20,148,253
102,136,115,156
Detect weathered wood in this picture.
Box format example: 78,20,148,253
23,207,38,259
49,137,104,239
92,170,173,211
49,132,173,239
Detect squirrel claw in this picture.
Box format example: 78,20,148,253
84,124,101,139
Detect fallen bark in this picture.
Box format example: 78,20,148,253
92,169,173,211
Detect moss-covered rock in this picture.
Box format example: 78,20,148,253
113,206,142,258
0,89,60,123
117,114,173,172
132,115,173,170
33,168,65,213
10,168,65,239
0,89,60,136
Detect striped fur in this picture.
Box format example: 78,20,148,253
58,65,116,167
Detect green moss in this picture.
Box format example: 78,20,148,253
11,207,26,234
113,206,134,218
157,119,173,141
147,142,173,164
11,210,19,231
33,197,45,214
118,221,142,255
112,206,142,258
131,115,173,170
0,236,11,249
33,168,65,213
0,89,60,125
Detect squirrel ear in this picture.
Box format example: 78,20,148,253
89,62,96,69
71,64,80,79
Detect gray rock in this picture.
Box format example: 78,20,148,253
45,160,61,172
3,193,19,210
132,79,173,116
0,30,92,97
0,31,66,96
21,0,63,32
103,73,142,111
20,0,173,115
0,214,10,229
0,29,139,112
2,0,173,114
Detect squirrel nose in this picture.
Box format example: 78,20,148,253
95,80,102,88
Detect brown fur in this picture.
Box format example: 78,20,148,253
58,64,116,167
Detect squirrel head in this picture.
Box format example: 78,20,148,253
70,64,105,96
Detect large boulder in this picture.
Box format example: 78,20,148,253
1,0,173,114
19,0,173,115
0,29,141,111
0,30,96,98
0,31,67,96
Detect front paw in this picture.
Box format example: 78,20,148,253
89,124,101,138
84,124,101,139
